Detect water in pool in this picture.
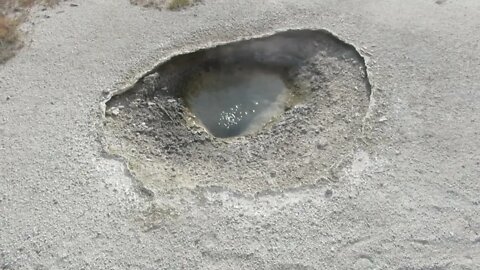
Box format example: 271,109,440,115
185,68,291,138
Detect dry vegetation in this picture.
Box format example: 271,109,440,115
0,15,21,64
167,0,191,10
0,0,61,64
130,0,200,11
130,0,166,10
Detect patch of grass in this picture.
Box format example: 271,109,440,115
167,0,191,10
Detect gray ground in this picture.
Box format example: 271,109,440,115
1,0,479,269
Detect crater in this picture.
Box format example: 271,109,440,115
103,29,371,194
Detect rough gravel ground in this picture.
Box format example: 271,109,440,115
0,0,479,269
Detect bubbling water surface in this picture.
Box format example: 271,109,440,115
185,68,290,138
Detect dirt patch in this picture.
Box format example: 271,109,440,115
103,29,371,195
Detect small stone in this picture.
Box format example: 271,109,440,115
6,96,10,101
316,138,328,150
147,102,156,107
143,73,159,85
325,189,333,198
378,116,388,122
106,107,120,116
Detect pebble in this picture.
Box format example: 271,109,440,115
316,137,328,150
106,107,120,116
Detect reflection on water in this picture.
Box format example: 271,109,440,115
185,68,290,138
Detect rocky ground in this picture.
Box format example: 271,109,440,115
103,29,371,194
0,0,479,269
